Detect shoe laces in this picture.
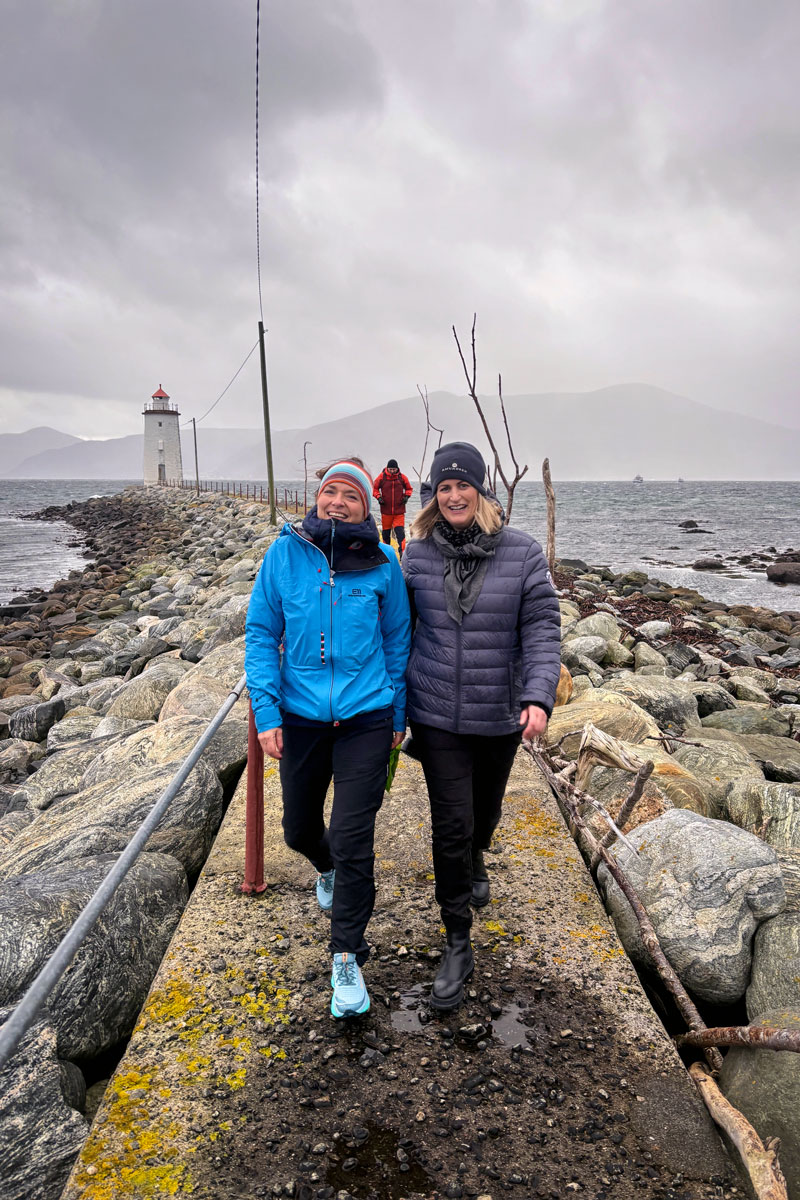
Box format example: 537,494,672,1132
333,954,358,987
318,871,334,893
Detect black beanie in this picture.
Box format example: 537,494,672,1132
429,442,488,497
387,458,399,469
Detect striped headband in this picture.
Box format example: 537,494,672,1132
319,460,373,519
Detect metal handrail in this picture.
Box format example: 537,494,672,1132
0,673,248,1071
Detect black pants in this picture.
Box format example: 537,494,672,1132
410,721,522,933
280,714,392,964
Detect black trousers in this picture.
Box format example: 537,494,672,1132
280,714,392,964
410,721,522,933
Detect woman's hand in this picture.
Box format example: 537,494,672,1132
391,730,405,749
258,727,284,760
519,704,548,741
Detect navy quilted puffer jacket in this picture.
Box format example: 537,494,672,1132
402,527,562,735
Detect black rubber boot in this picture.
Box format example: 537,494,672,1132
430,932,474,1011
381,529,392,545
471,848,490,908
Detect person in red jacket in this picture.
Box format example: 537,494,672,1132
372,459,413,552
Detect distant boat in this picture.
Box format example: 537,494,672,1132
633,474,643,483
677,477,685,482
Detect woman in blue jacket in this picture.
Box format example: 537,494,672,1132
245,458,410,1018
403,442,561,1011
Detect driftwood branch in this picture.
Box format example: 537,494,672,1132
414,384,444,485
591,760,654,870
542,457,555,576
690,1064,788,1200
451,314,528,523
525,741,722,1072
678,1026,800,1054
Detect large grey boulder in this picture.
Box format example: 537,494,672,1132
0,811,34,850
701,704,793,738
746,913,800,1020
584,739,709,816
0,1009,88,1200
720,1008,800,1199
104,661,185,721
598,809,785,1003
14,742,111,811
157,672,234,724
189,636,246,690
84,713,247,789
8,698,66,743
0,758,222,881
561,634,608,663
599,676,700,734
633,642,668,670
546,692,661,759
685,681,737,717
726,733,800,783
0,853,187,1058
0,738,46,783
45,714,103,752
727,780,800,850
571,613,622,642
671,735,764,819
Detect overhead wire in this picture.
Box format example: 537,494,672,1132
181,340,259,428
254,0,264,323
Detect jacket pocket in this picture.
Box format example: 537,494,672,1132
507,660,521,716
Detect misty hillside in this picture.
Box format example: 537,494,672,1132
5,384,800,480
0,426,81,477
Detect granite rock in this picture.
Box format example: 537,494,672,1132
598,809,785,1003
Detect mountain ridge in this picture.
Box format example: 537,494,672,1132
3,384,800,480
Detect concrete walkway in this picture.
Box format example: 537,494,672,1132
62,751,739,1200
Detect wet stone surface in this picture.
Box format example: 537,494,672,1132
63,752,740,1200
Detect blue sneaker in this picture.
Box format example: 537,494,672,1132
330,953,370,1018
316,868,335,911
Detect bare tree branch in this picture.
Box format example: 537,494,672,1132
690,1065,788,1200
451,314,528,522
414,384,444,485
678,1026,800,1053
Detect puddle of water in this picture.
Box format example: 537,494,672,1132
390,987,533,1047
490,1002,532,1047
325,1119,432,1199
389,983,429,1033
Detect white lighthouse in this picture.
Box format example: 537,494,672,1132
143,385,183,485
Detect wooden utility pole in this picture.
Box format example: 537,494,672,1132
303,441,312,514
192,418,200,496
542,457,556,576
257,320,276,524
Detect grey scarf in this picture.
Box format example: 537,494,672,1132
431,521,502,624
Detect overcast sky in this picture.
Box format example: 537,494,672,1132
1,0,798,439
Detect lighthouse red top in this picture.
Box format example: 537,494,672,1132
152,386,170,400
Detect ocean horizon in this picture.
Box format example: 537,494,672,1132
1,477,798,611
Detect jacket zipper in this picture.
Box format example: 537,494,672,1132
454,620,462,732
328,519,337,722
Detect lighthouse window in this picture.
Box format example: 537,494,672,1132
158,421,162,427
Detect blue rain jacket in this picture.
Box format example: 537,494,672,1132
245,521,411,732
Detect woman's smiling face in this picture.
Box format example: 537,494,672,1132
436,479,479,528
317,480,365,523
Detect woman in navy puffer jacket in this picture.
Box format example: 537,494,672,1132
403,442,561,1010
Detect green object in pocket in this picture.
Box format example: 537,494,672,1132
385,746,401,792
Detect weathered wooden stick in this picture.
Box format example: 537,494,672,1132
525,742,723,1072
678,1027,800,1053
575,722,647,791
542,457,556,576
590,760,654,871
690,1064,788,1200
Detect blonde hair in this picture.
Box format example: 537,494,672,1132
410,492,503,540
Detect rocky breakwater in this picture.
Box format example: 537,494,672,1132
549,558,800,1194
0,487,278,1200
